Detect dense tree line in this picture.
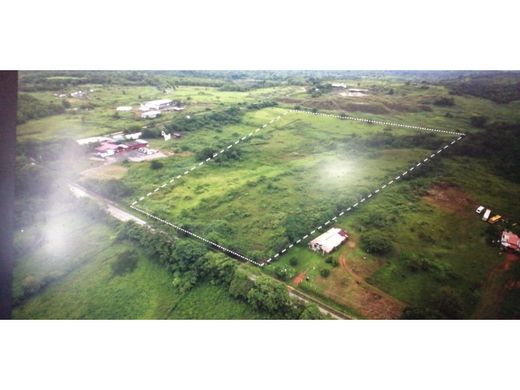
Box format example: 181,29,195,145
165,106,243,133
19,71,180,92
17,94,67,124
117,221,326,319
445,74,520,104
454,121,520,184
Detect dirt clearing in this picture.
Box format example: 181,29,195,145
315,254,405,319
81,164,128,180
292,272,307,286
423,182,474,215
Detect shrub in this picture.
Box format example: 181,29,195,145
320,269,330,278
229,270,255,300
289,257,299,267
433,97,455,107
299,304,324,319
273,265,296,281
247,276,291,315
470,115,488,128
360,234,392,255
150,160,164,170
111,251,139,276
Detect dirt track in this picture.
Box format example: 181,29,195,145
336,254,405,319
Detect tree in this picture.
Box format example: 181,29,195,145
431,287,464,319
470,115,488,128
111,251,139,276
247,276,291,314
320,269,330,278
228,270,255,300
150,160,164,170
360,234,392,255
299,304,324,319
171,240,208,273
400,306,443,319
285,214,312,243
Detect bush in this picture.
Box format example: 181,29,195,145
433,97,455,107
273,265,296,281
150,160,164,170
320,269,330,278
289,257,299,267
247,276,291,315
431,287,464,319
229,270,255,300
111,251,139,276
470,115,488,128
299,304,324,319
360,234,392,255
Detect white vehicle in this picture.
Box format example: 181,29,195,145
482,209,492,222
476,206,485,214
97,150,115,158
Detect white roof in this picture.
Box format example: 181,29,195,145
145,99,172,105
116,106,133,111
76,136,113,145
309,228,347,253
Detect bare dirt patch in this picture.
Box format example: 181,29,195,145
473,251,520,318
292,272,307,286
81,164,128,180
315,253,405,319
423,182,474,215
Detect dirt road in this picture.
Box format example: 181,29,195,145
68,183,147,226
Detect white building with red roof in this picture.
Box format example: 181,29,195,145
501,231,520,252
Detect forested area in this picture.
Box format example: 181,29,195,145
116,221,325,319
17,93,67,124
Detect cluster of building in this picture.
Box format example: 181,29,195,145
138,99,184,119
115,99,185,119
76,132,152,158
476,205,520,253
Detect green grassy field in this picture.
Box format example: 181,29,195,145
17,85,300,142
128,108,456,260
13,208,263,320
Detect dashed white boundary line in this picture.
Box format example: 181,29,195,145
131,112,288,206
130,204,264,267
129,108,467,266
265,133,466,263
131,109,463,206
289,109,465,136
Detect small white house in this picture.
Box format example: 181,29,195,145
332,83,347,88
116,106,133,112
309,228,349,254
161,130,171,141
141,110,162,119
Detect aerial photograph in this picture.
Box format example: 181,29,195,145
9,70,520,320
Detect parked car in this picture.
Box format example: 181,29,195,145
482,209,492,222
476,206,485,214
489,215,502,224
